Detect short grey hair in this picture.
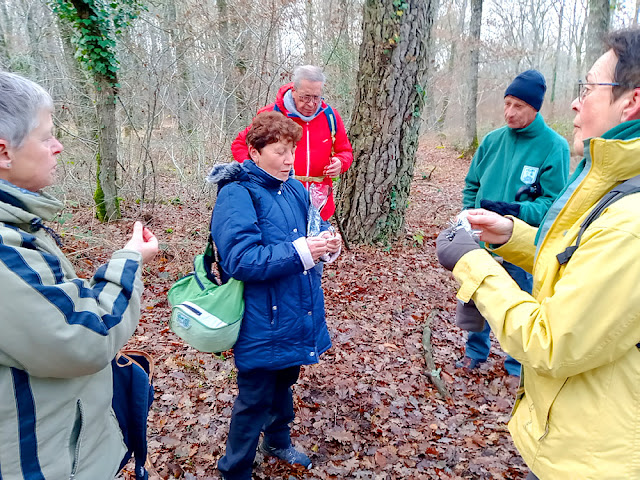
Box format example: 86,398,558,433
292,65,326,89
0,72,53,149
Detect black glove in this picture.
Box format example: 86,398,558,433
436,227,481,271
480,199,520,217
515,181,542,201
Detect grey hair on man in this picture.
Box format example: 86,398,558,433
292,65,326,89
0,72,53,149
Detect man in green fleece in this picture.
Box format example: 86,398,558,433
456,70,570,377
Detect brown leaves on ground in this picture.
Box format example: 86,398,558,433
64,140,528,480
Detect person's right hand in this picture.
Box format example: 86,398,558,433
466,209,514,245
306,236,328,262
124,221,158,264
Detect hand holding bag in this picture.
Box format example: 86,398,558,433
167,237,244,353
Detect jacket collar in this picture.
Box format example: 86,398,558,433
207,160,293,191
244,160,292,190
509,112,545,137
535,119,640,252
586,119,640,183
0,179,62,226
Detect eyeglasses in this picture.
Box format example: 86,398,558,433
296,94,323,105
577,81,620,102
577,80,640,102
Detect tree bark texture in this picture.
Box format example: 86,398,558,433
464,0,482,153
551,0,565,106
337,0,434,245
586,0,610,70
95,76,121,221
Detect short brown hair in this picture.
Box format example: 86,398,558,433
605,28,640,101
246,111,302,152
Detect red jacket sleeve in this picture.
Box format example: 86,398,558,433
231,126,250,162
332,109,353,173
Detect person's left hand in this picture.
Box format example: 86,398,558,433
323,157,342,178
436,227,481,271
322,231,342,253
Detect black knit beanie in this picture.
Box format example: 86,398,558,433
504,69,546,111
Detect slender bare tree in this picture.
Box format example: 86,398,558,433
463,0,482,153
586,0,610,69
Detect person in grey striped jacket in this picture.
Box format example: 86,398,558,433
0,71,158,479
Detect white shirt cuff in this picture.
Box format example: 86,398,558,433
293,237,315,270
320,246,341,263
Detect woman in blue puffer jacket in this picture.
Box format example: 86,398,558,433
208,111,341,480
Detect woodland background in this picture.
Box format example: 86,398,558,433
2,0,640,478
1,0,638,218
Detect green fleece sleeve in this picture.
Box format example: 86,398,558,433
462,144,484,209
517,138,570,227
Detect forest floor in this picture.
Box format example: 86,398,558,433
63,139,528,480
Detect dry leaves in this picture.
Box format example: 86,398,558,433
65,141,528,479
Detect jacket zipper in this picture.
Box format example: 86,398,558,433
69,400,84,480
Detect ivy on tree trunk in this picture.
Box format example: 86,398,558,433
50,0,144,221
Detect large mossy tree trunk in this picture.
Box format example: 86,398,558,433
337,0,435,245
94,76,120,220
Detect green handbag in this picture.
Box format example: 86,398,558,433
167,238,244,353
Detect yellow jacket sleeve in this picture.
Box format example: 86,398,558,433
452,212,640,378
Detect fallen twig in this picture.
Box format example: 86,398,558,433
422,309,451,400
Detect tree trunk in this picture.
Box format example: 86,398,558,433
305,0,314,63
464,0,482,154
436,0,467,132
551,0,565,108
166,0,195,132
0,1,12,68
423,0,440,130
217,0,236,133
586,0,610,69
94,76,121,221
56,18,96,139
337,0,434,245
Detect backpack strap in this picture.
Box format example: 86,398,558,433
557,174,640,265
324,105,336,155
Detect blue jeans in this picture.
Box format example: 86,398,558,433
218,366,300,480
465,261,532,376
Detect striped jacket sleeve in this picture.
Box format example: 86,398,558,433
0,225,144,378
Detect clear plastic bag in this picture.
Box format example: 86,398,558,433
307,183,331,236
447,210,481,241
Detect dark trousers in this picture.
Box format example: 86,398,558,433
526,472,539,480
217,366,300,480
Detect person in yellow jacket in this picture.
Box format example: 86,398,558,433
437,29,640,480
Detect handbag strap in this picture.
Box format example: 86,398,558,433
203,234,223,285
